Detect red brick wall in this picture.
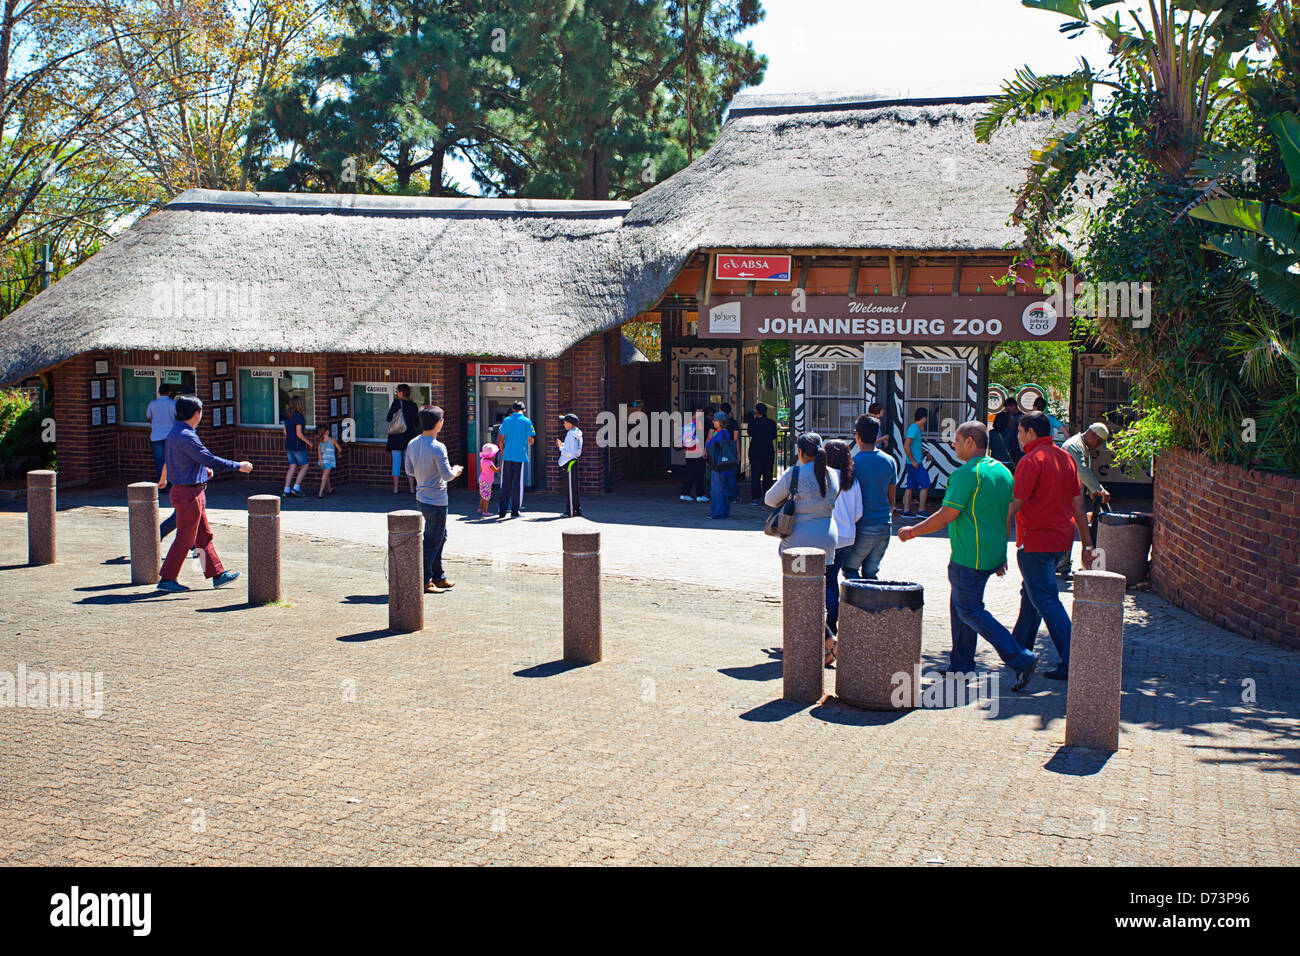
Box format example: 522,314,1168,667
541,334,607,496
1151,448,1300,649
51,353,119,484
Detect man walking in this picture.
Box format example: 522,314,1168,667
495,400,534,519
157,395,252,592
842,414,895,580
556,413,583,517
1059,422,1111,574
897,421,1036,690
746,402,778,505
1008,411,1097,680
901,407,930,518
405,406,462,593
146,383,178,539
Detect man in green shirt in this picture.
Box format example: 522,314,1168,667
898,421,1037,690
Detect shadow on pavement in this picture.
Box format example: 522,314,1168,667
342,594,387,605
812,699,912,727
336,629,402,643
76,591,182,605
514,660,591,678
739,699,813,722
195,603,249,613
1043,746,1114,775
719,647,783,682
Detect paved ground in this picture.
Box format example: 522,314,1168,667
0,484,1297,865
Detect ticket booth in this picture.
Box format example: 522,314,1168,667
465,362,536,488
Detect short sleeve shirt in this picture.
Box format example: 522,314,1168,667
1012,436,1082,552
942,455,1014,570
905,423,924,464
498,412,535,462
284,413,306,451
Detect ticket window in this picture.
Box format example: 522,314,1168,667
903,360,971,437
674,358,728,464
1083,368,1137,432
804,361,863,440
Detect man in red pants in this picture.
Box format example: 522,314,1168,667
157,395,253,592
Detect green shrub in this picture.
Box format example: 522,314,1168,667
0,389,55,474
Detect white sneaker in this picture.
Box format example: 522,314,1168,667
695,496,708,502
679,494,691,501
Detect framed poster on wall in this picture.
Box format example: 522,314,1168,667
94,360,108,375
91,406,102,426
106,405,116,425
215,360,228,376
105,378,116,399
212,407,221,427
224,380,234,400
341,396,348,415
212,381,222,402
334,376,344,391
330,398,338,418
225,405,234,424
90,380,101,400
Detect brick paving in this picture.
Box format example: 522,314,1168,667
0,493,1297,865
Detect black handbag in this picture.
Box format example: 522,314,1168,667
764,464,799,538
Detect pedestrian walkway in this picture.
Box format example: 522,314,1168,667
0,500,1295,865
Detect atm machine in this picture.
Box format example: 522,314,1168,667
465,362,534,488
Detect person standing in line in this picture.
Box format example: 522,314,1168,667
495,400,534,519
897,421,1037,691
156,395,253,592
146,383,178,539
1001,396,1025,470
282,395,312,498
764,433,840,665
1033,395,1066,443
679,403,707,502
746,402,778,505
867,402,890,452
556,413,583,517
386,384,420,495
1008,411,1098,681
405,406,462,593
720,402,741,502
989,410,1015,470
842,414,896,581
1058,422,1111,574
824,439,861,645
901,407,930,518
705,411,738,519
477,442,499,517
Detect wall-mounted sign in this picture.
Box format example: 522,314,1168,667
212,407,222,427
134,368,155,377
477,363,524,378
215,361,228,376
862,342,903,370
106,405,116,425
91,406,102,426
90,380,101,400
333,376,344,391
365,384,388,394
988,384,1009,414
687,364,717,375
212,381,222,402
94,360,109,375
162,370,183,384
915,364,951,375
715,254,792,281
1098,369,1127,379
249,369,275,379
291,373,309,389
105,379,115,399
700,296,1069,342
804,361,839,371
224,380,234,400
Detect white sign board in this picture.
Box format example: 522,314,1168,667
862,341,902,370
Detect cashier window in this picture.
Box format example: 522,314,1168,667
903,360,969,435
805,362,863,438
1083,368,1136,430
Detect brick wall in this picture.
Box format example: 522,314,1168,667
1151,448,1300,649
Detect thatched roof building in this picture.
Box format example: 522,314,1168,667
0,94,1054,385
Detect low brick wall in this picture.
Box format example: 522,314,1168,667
1151,448,1300,648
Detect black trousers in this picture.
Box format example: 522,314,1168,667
749,451,775,502
680,457,706,497
419,503,447,583
498,459,525,517
564,459,581,515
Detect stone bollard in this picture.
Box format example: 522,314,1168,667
127,482,160,585
1065,569,1127,751
247,495,282,605
836,580,925,710
562,525,602,663
1095,512,1152,586
26,470,56,566
781,548,825,704
387,510,424,633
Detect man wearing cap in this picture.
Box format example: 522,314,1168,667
1061,422,1111,571
556,413,583,517
495,400,534,519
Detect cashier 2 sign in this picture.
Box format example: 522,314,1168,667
708,301,741,334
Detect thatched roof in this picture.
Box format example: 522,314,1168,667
0,94,1053,384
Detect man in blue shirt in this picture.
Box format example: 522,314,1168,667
145,383,178,539
495,400,535,519
901,407,931,518
157,395,253,591
843,415,897,580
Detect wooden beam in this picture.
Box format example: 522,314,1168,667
888,253,899,297
695,265,707,307
796,256,811,290
951,256,963,297
848,256,861,297
899,257,911,298
745,280,755,298
703,252,715,306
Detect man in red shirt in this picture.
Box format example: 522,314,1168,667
1006,412,1096,681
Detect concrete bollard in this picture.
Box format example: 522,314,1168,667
1065,569,1127,751
387,510,424,633
562,525,602,663
781,548,825,704
127,482,160,585
1095,512,1152,586
26,470,56,566
247,495,282,605
836,580,925,710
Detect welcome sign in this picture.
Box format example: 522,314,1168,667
700,296,1069,342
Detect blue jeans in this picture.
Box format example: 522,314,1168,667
726,468,739,501
948,561,1035,672
152,440,177,540
825,546,850,628
418,503,448,583
1012,550,1072,669
709,469,731,517
842,523,891,580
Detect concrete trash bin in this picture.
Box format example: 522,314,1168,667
836,580,924,710
1096,512,1152,586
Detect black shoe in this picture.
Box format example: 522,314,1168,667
1011,657,1038,692
511,512,520,518
1044,667,1069,681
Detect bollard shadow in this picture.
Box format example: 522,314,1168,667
514,660,591,678
719,647,783,682
195,603,250,613
336,628,402,643
342,594,387,605
102,556,130,565
739,698,813,722
1044,745,1115,776
811,698,912,727
0,563,33,571
75,582,141,592
76,591,182,605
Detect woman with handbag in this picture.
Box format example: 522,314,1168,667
763,433,840,662
386,384,420,495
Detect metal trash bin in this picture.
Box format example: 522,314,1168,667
1096,511,1152,586
836,580,924,710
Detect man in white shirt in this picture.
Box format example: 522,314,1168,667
556,413,584,517
145,384,178,539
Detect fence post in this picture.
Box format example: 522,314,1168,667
248,495,282,605
782,547,825,703
1065,569,1127,751
388,510,424,633
26,470,56,566
562,525,602,663
127,482,160,585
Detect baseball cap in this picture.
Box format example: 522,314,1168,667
559,413,579,426
1088,422,1110,441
